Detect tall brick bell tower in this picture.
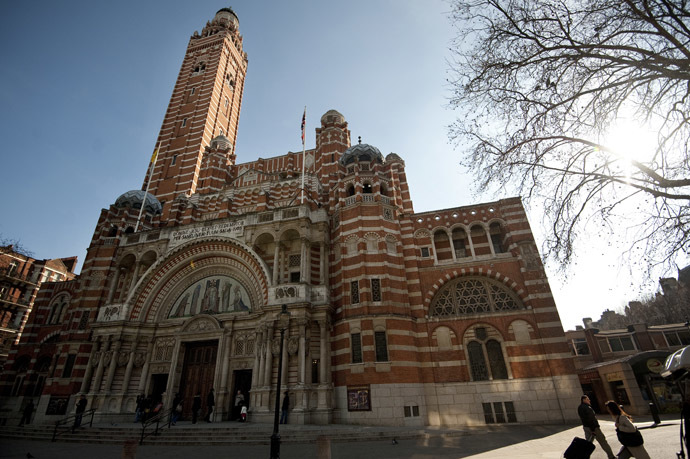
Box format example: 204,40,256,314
146,7,247,220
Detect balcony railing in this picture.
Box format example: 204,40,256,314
0,267,38,285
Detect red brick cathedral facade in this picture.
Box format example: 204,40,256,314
1,8,580,426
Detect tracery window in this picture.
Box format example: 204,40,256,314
430,277,522,317
467,338,508,381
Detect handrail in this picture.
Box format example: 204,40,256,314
139,407,173,445
52,409,96,442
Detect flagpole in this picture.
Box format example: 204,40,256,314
301,106,306,205
135,141,161,232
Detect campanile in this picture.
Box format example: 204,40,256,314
145,8,247,220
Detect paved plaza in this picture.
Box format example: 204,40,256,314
0,415,684,458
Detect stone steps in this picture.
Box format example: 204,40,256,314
0,423,465,446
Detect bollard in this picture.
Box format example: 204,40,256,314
317,435,331,459
122,438,137,459
649,402,661,425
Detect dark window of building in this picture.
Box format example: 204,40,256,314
420,247,430,258
290,271,300,283
363,183,372,194
404,406,411,417
487,339,508,380
108,226,118,237
351,281,360,304
311,359,319,384
181,118,187,127
171,154,177,166
505,401,517,422
494,401,506,423
374,331,388,362
62,354,76,378
572,338,590,355
371,278,381,302
468,341,489,381
351,333,362,364
482,402,494,423
347,185,355,197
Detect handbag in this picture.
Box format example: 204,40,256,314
616,416,644,447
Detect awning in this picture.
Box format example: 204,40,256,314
661,345,690,378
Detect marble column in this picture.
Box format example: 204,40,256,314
298,320,307,385
137,339,155,394
127,262,141,297
122,347,136,394
272,244,280,284
281,326,289,387
252,328,264,388
264,327,274,387
104,339,122,393
106,268,122,303
319,320,327,384
79,342,100,393
319,243,326,284
91,338,110,393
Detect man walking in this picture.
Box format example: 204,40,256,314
205,388,215,422
73,394,87,432
578,395,616,459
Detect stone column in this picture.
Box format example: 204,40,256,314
122,346,136,394
298,319,307,385
218,332,232,414
164,338,182,405
252,328,264,388
264,327,274,387
104,339,122,393
319,320,327,384
137,339,155,394
485,226,496,256
272,244,280,284
257,329,266,387
91,338,111,393
106,267,122,303
467,230,477,259
449,229,458,262
128,262,141,297
79,342,100,393
319,243,326,284
281,326,289,387
300,238,308,283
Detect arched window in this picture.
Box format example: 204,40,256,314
467,341,488,381
490,222,506,253
486,339,508,379
362,183,372,194
346,185,355,197
380,185,387,196
467,337,508,381
433,230,453,262
429,277,522,317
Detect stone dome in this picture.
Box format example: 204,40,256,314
114,190,163,214
339,143,384,165
385,152,405,165
214,7,239,28
210,135,232,150
320,110,346,126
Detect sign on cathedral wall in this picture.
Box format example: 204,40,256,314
168,220,245,249
168,275,251,318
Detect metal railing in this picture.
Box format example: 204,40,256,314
52,409,96,441
139,407,173,445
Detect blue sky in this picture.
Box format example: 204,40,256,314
0,1,662,330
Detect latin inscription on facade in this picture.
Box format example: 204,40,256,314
169,220,244,249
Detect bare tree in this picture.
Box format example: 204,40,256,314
448,0,690,272
0,234,34,258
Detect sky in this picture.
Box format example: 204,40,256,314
0,1,671,331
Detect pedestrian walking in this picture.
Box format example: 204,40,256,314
605,401,650,459
578,395,616,459
280,391,289,424
18,399,34,426
205,388,215,422
192,392,202,424
171,393,183,425
240,402,248,423
72,394,87,432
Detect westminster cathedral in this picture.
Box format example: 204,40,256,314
0,7,581,427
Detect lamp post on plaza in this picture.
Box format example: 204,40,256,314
270,304,290,459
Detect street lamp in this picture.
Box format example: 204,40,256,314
270,304,290,459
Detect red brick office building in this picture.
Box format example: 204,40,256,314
0,7,580,426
